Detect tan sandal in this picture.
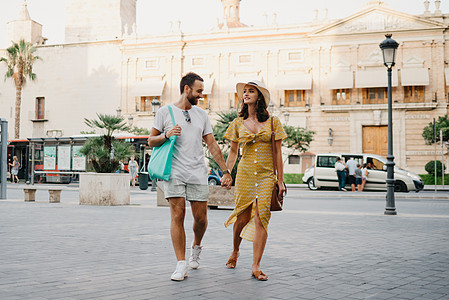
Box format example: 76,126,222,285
226,252,239,269
251,270,268,281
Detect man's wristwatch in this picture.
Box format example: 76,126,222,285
222,169,231,175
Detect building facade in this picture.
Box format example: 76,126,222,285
0,0,448,174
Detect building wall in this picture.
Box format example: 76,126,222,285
1,2,448,174
65,0,136,43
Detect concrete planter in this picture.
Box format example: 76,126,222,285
79,173,130,206
156,184,235,208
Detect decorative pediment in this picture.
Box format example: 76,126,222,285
311,5,446,36
403,56,425,68
358,49,383,69
331,59,351,71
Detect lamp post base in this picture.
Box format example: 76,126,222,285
384,208,397,215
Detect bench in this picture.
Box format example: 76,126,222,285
24,188,37,202
23,188,62,203
48,189,62,203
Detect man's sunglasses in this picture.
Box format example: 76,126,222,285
183,110,191,123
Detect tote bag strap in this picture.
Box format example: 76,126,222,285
167,105,176,127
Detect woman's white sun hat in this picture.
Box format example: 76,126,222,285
236,80,270,106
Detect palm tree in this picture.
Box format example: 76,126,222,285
81,114,135,173
0,39,41,138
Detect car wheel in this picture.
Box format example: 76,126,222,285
394,181,407,192
208,178,218,186
307,177,318,190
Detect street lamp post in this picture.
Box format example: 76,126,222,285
151,97,161,115
379,34,399,216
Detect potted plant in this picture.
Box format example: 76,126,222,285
78,114,135,206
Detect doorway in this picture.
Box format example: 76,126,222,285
362,126,388,158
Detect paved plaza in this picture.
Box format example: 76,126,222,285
0,184,448,299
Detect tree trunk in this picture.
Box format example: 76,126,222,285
14,85,22,139
15,61,24,139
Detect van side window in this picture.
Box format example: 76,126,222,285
372,158,385,170
317,156,337,168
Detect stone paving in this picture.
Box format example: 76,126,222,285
0,185,448,300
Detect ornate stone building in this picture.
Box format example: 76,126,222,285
0,0,447,174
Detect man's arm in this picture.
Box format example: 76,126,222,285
203,133,232,187
148,125,182,147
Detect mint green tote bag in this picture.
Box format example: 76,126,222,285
148,105,177,181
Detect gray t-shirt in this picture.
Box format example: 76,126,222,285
354,168,362,178
346,159,358,176
152,104,213,185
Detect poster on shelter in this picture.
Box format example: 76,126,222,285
57,146,71,170
72,146,86,171
43,146,56,170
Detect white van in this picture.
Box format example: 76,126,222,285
312,153,424,192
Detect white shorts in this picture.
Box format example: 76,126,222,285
158,178,209,202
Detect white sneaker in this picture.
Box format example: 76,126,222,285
171,260,188,281
188,245,202,269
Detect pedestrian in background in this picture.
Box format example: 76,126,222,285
361,163,369,191
223,80,287,281
128,155,139,187
335,157,347,191
9,156,20,183
346,157,358,191
354,164,363,192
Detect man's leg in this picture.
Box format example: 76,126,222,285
169,197,186,260
351,176,356,191
337,171,343,190
190,200,208,247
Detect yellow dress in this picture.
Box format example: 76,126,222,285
224,116,287,242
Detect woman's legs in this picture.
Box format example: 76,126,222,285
252,202,268,280
226,204,251,268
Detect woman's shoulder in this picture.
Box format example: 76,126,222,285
270,115,281,123
230,117,243,125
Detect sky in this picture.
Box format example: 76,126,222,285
1,0,448,49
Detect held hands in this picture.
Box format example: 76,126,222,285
221,173,233,190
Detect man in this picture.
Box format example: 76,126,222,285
346,157,358,192
334,157,347,191
149,72,232,281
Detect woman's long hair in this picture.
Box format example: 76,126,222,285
238,89,270,122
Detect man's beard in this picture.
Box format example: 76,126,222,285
187,93,199,105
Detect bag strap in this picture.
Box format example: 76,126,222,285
271,117,277,178
167,105,176,126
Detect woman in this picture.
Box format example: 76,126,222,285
9,156,20,183
361,163,369,191
128,156,139,187
223,80,287,281
335,157,347,191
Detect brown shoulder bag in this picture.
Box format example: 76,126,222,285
270,117,286,211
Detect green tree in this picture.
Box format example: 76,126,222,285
80,114,135,173
422,115,449,144
128,126,151,135
0,39,41,138
282,125,315,154
425,160,445,175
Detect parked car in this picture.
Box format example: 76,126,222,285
312,153,424,192
302,167,317,190
208,169,223,185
